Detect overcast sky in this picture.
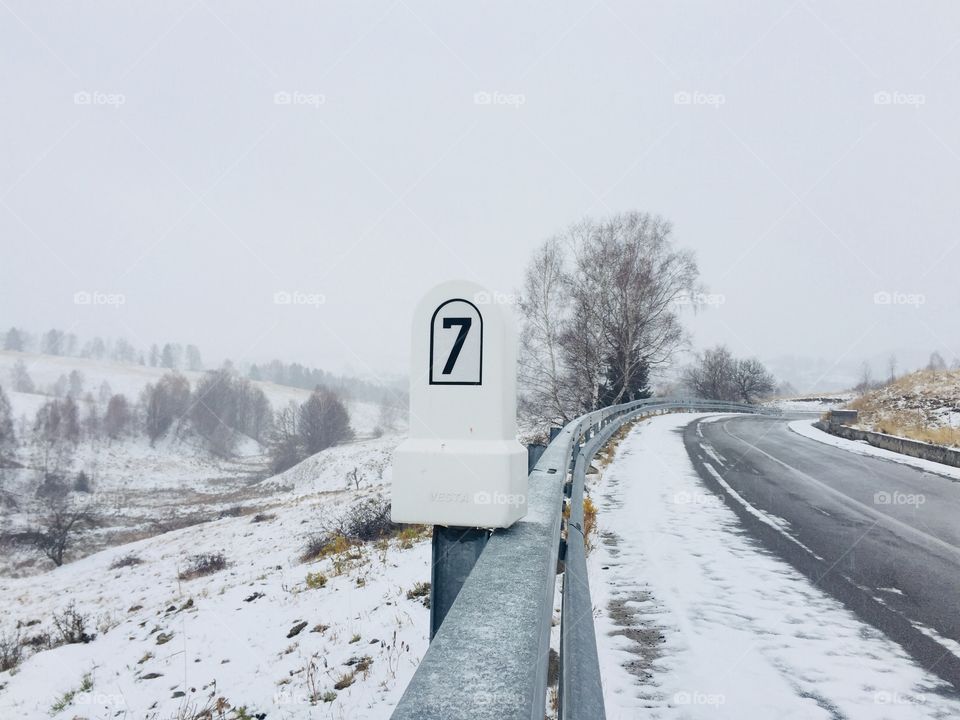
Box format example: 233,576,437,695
2,1,959,390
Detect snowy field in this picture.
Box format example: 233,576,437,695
0,350,396,576
767,394,853,414
0,457,430,719
589,413,960,719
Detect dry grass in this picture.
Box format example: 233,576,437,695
582,497,597,550
847,369,960,448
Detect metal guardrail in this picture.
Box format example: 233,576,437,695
391,397,776,720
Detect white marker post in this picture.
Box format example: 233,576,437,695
392,280,528,636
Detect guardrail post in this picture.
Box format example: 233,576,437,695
429,526,489,640
527,443,547,474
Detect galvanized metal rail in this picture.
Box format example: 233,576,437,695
391,398,777,720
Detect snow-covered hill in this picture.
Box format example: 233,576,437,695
0,350,404,577
0,464,430,720
848,369,960,447
0,347,417,717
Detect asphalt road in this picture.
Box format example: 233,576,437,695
684,413,960,691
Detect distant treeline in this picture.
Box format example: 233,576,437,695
247,360,404,404
2,326,405,405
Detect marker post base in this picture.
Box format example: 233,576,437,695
429,525,489,640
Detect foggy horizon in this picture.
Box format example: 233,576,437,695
3,2,959,390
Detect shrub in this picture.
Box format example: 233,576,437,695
52,601,95,644
306,572,328,589
406,581,431,601
178,553,227,580
340,497,397,542
109,553,143,570
73,471,92,493
583,496,598,549
251,512,275,523
0,629,22,671
333,671,355,690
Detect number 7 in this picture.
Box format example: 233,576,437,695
441,317,472,374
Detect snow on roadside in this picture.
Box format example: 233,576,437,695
589,413,960,719
766,394,853,414
788,418,960,482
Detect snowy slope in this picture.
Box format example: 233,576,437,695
0,475,430,719
589,413,960,719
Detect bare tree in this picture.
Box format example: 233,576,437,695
0,384,15,462
268,401,302,474
34,397,80,475
143,373,191,442
299,386,353,455
855,361,873,393
682,346,738,401
732,357,776,403
887,354,898,384
518,238,576,425
3,327,25,352
517,212,700,421
928,351,947,371
103,394,133,439
28,498,98,567
185,344,203,371
41,329,65,355
11,360,35,393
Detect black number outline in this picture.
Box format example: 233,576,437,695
429,298,483,385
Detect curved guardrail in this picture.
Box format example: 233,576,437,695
391,397,777,720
